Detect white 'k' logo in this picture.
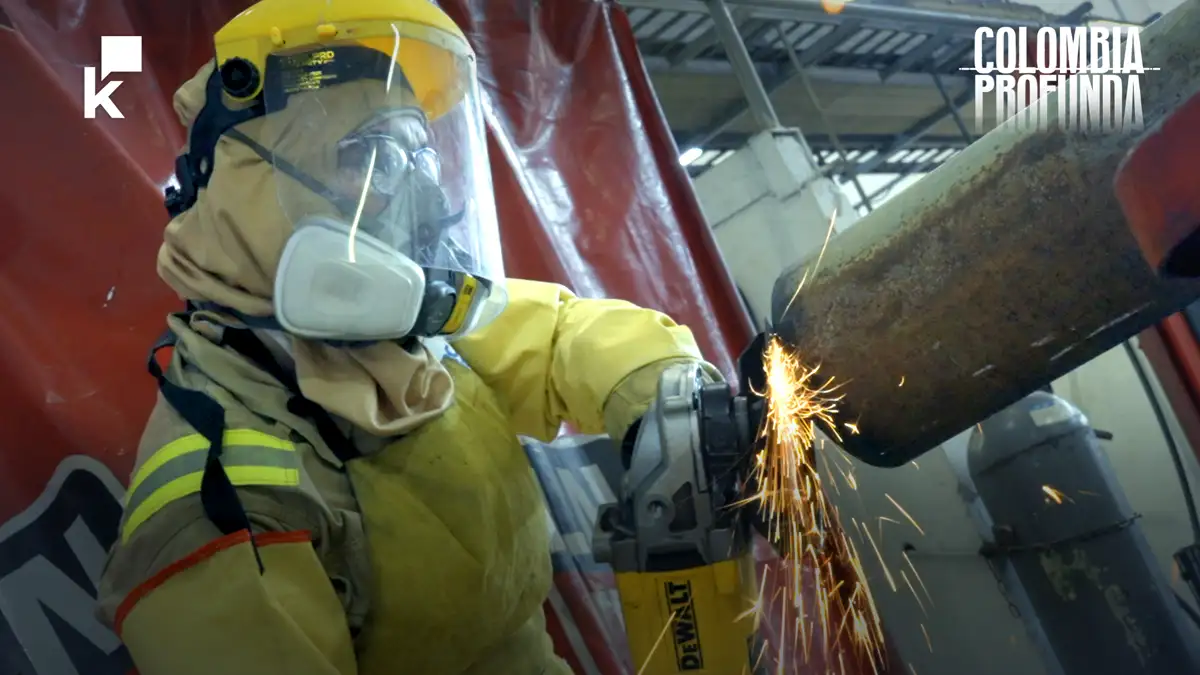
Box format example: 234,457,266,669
83,36,143,119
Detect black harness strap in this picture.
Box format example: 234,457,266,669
219,327,361,464
145,315,364,574
148,328,265,573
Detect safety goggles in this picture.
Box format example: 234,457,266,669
337,134,441,197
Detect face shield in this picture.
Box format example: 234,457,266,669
259,23,506,343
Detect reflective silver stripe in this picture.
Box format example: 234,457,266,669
125,445,300,516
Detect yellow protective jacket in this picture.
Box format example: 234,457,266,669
98,278,717,675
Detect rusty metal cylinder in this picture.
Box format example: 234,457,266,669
770,0,1200,467
967,392,1200,674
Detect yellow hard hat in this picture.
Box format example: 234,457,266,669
212,0,472,119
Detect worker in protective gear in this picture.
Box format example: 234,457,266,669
95,1,720,673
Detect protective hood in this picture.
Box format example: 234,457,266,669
157,62,454,436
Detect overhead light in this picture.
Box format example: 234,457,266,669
679,147,703,166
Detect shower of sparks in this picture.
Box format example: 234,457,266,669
742,334,887,671
898,376,905,387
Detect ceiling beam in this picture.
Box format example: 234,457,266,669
854,84,973,174
621,0,1091,36
640,56,972,88
666,7,754,66
678,130,969,152
688,157,953,179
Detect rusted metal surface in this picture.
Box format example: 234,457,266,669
771,0,1200,468
1115,89,1200,276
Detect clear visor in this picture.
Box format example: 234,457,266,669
260,26,505,321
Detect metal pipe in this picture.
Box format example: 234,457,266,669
770,0,1200,468
706,0,781,131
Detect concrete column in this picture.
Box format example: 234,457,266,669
692,128,857,326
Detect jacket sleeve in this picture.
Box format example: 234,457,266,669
105,517,357,675
453,278,721,442
99,395,360,675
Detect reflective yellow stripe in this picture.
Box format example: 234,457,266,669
127,429,293,500
121,429,299,543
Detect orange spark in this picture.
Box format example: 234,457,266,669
1042,485,1071,505
822,0,849,15
885,493,924,536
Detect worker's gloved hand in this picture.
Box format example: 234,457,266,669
602,358,724,444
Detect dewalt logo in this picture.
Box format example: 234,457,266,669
664,581,704,670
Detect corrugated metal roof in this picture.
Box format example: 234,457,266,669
621,0,1100,191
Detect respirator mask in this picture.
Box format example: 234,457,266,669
259,26,506,344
